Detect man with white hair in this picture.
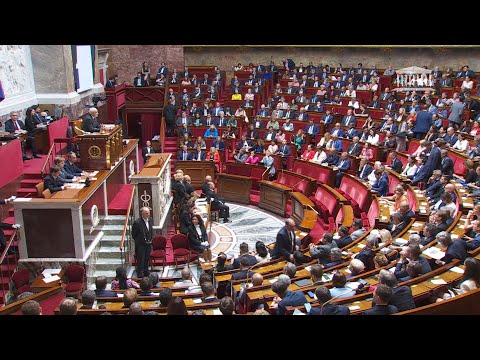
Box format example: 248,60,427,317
348,258,365,278
132,207,153,277
82,107,101,133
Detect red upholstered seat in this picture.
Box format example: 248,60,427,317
64,265,85,298
171,234,191,269
150,235,167,270
11,269,31,295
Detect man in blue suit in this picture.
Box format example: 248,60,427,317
335,152,351,187
321,110,334,127
277,139,291,157
192,145,207,161
424,140,442,178
177,145,192,161
94,276,118,298
270,276,307,315
341,109,357,127
410,157,429,186
370,169,388,196
308,286,350,315
64,152,85,176
331,134,343,152
413,106,433,139
305,119,320,141
330,123,344,138
321,148,340,166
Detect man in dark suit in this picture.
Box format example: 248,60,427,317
368,95,381,109
277,139,291,157
435,233,468,267
183,175,195,196
132,207,153,278
378,272,415,312
164,98,177,137
4,111,34,160
423,170,443,199
94,276,118,298
410,157,429,186
424,140,442,178
64,151,85,176
335,226,353,248
347,137,362,156
133,71,145,87
391,212,409,238
413,106,433,139
226,257,257,298
44,166,64,193
82,107,101,133
440,149,454,176
157,62,168,77
177,124,192,138
271,277,307,315
229,242,257,270
370,169,389,196
321,110,334,127
304,119,320,140
440,73,452,87
177,145,192,161
393,244,431,280
206,182,230,222
358,156,373,180
363,284,399,315
335,152,351,187
0,200,20,254
388,151,403,173
142,140,156,163
321,148,340,166
341,109,357,127
200,175,212,197
105,75,118,88
282,58,295,71
192,145,207,161
308,286,350,315
271,218,297,261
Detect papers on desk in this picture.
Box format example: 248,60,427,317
431,278,448,285
450,266,464,274
292,308,305,315
346,282,360,290
304,266,312,272
14,198,32,202
42,275,60,283
299,231,308,237
67,184,85,189
413,222,423,228
381,216,389,221
42,268,62,277
212,309,222,315
388,266,396,273
116,293,124,297
451,234,459,239
393,238,408,246
348,305,361,311
268,277,279,284
89,171,99,177
422,247,445,260
357,243,366,249
192,298,203,304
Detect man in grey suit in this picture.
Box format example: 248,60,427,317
448,97,465,128
82,107,101,133
308,233,338,265
350,219,366,241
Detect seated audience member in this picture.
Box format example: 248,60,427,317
229,242,257,270
309,232,338,265
128,302,144,315
64,151,87,176
44,166,65,193
159,287,173,307
350,219,366,241
21,300,42,315
254,241,271,263
336,226,353,248
353,234,378,271
270,277,307,315
309,264,325,286
244,150,260,165
348,258,365,278
377,271,415,312
219,296,235,315
201,282,218,303
324,248,345,268
434,232,468,267
94,276,118,297
363,284,398,315
373,253,389,268
308,286,350,315
58,297,78,315
139,278,156,296
80,290,97,309
111,266,140,290
330,272,356,298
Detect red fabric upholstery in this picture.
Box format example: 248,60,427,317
151,250,166,257
65,265,85,283
367,198,380,229
171,234,191,266
12,269,30,291
173,248,190,256
64,283,83,292
339,176,368,217
150,235,167,266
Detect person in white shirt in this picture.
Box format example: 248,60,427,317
348,97,360,109
283,119,294,132
401,155,418,177
366,129,379,146
267,140,278,154
345,85,356,98
462,75,474,89
452,133,470,152
368,162,383,185
433,193,457,218
244,88,254,101
311,145,327,164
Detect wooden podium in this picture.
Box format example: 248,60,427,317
259,180,292,217
76,125,123,170
217,173,252,205
174,161,215,188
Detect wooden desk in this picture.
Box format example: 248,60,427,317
259,180,291,217
289,192,316,231
31,270,65,293
174,160,215,189
217,173,252,205
34,128,49,154
77,124,123,170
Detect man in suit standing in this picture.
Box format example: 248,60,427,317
448,96,465,128
282,58,296,72
44,166,65,193
440,149,454,176
413,106,433,139
271,218,298,262
142,140,156,163
164,98,177,137
82,107,101,133
132,207,153,278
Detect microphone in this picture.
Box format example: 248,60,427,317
292,178,307,190
319,288,355,315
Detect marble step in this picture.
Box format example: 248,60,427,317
87,270,117,285
83,215,126,226
97,245,123,259
94,258,124,271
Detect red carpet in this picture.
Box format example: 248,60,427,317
108,184,134,215
13,291,65,315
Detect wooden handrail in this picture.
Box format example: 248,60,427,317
0,286,63,315
119,186,136,252
40,141,56,178
0,231,16,265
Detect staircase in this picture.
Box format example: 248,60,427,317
86,215,129,287
17,173,43,198
163,136,178,172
